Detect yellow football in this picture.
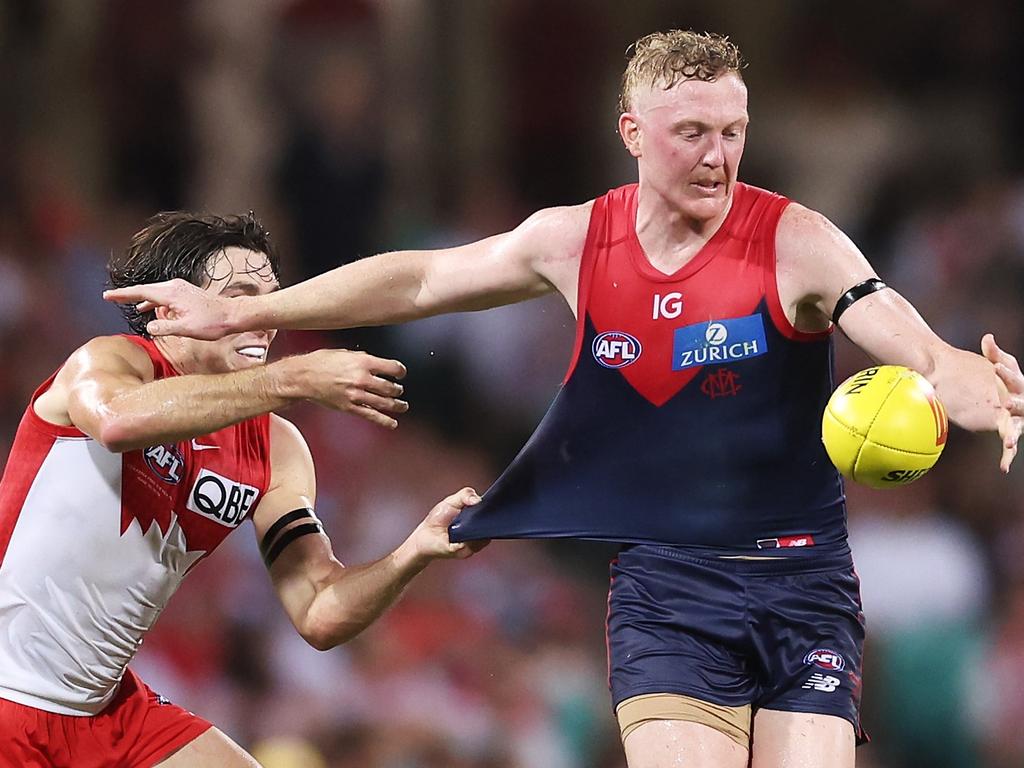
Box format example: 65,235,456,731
822,365,948,489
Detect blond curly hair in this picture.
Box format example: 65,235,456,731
618,30,745,114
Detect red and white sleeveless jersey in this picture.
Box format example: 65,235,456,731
0,336,270,715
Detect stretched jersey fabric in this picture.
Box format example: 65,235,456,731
0,336,271,715
450,183,846,550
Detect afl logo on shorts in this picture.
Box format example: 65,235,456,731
804,648,846,672
592,331,642,369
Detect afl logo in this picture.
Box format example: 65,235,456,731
144,444,184,484
804,648,846,672
592,331,642,369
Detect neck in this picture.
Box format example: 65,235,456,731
153,337,192,376
634,184,734,257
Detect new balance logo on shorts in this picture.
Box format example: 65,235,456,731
802,673,841,692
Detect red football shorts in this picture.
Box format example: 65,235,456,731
0,668,211,768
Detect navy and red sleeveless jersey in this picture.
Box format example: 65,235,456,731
450,182,847,551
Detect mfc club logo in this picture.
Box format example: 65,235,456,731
144,444,184,484
186,468,259,528
804,648,846,672
672,314,768,371
592,331,642,369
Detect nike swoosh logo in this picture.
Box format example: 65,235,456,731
191,439,219,451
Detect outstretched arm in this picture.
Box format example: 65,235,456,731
256,416,484,650
103,204,592,339
36,336,408,452
777,204,1024,471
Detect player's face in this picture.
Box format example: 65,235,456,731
623,73,748,223
171,247,280,374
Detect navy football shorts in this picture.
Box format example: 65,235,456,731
607,542,865,738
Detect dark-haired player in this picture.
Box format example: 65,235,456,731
0,212,484,767
105,33,1024,768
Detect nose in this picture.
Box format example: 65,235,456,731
701,135,725,168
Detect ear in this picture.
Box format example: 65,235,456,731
154,305,178,321
618,112,642,158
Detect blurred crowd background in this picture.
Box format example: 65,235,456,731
2,1,1024,766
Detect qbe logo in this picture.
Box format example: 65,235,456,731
804,648,846,672
592,331,642,369
186,468,259,528
671,314,768,371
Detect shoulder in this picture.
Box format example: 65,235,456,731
776,203,856,260
513,201,595,258
58,335,156,384
269,414,314,473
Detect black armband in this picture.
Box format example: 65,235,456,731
264,522,324,567
831,279,888,326
260,508,323,567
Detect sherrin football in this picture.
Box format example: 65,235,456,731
821,365,948,489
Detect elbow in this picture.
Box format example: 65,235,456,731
95,417,145,453
299,615,357,652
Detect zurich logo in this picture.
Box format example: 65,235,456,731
804,648,846,672
705,322,728,345
592,331,642,369
672,314,768,371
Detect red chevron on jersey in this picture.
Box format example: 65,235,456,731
572,183,788,407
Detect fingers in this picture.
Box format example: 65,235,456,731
366,375,405,399
146,319,184,337
983,334,1022,375
365,355,407,381
431,487,481,525
1001,441,1018,474
996,362,1024,400
351,405,400,430
352,392,409,414
102,280,179,305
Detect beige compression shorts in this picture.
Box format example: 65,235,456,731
616,692,752,749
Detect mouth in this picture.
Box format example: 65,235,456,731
690,180,725,195
236,346,268,363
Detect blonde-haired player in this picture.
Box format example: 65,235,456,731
106,32,1024,768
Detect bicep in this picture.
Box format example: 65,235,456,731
419,204,590,312
777,205,950,372
254,418,342,623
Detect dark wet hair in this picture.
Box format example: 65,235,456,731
107,211,281,337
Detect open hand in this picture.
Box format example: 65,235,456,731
104,278,234,340
982,333,1024,472
284,349,408,429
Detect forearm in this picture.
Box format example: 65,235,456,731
928,347,1005,432
86,361,299,451
238,251,431,332
304,538,430,649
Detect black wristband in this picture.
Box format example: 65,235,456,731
260,508,316,558
264,522,324,567
832,279,887,326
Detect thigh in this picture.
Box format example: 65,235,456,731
608,546,754,708
751,709,855,768
155,727,262,768
624,720,749,768
749,560,866,736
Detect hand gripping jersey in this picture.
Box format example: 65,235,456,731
450,183,846,550
0,336,270,715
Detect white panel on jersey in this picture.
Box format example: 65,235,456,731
0,438,204,715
